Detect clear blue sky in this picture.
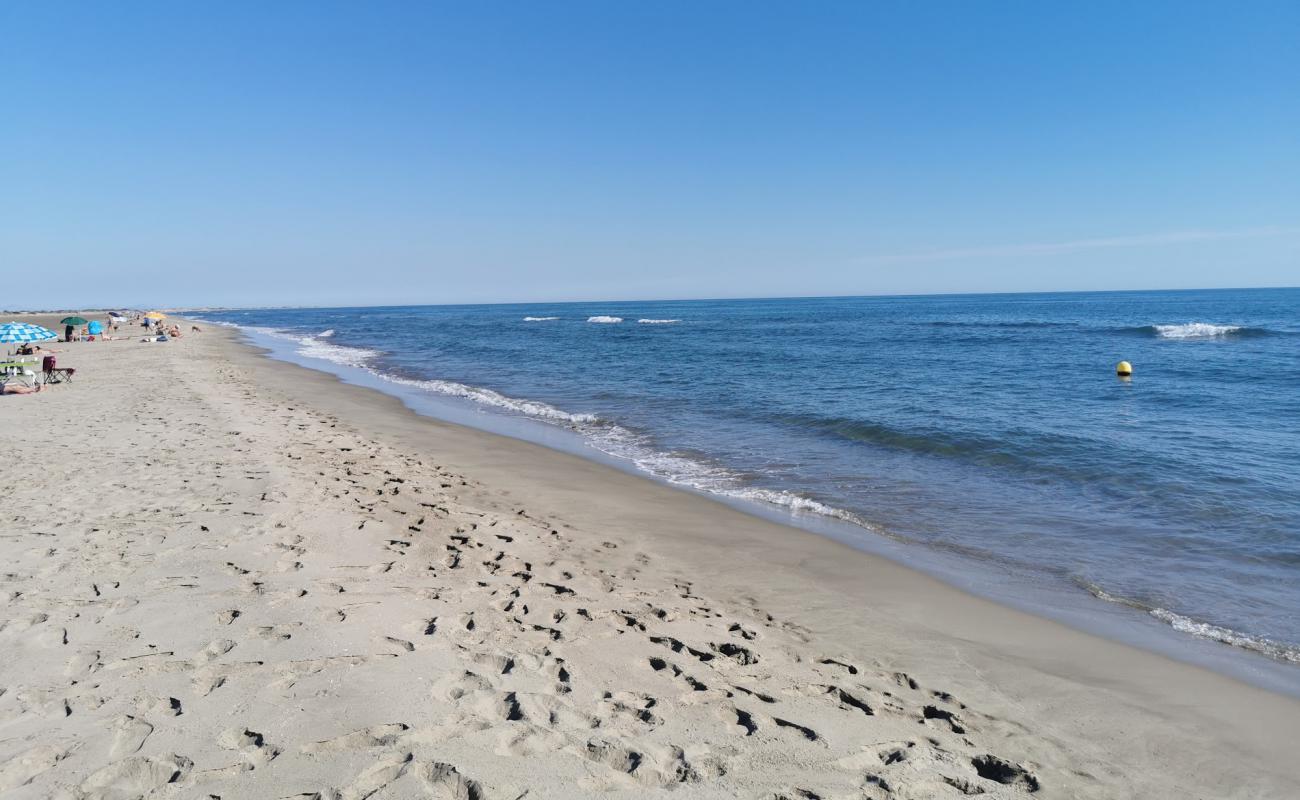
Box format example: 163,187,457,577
2,1,1297,308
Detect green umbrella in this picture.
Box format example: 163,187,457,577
60,316,89,326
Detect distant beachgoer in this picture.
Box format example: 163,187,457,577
1,383,41,395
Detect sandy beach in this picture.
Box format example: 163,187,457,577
1,315,1296,800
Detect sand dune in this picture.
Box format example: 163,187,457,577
0,320,1296,799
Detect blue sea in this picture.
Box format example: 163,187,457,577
195,288,1300,682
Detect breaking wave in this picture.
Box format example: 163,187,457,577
578,425,883,533
637,318,681,324
1148,609,1300,664
523,316,559,321
587,316,623,324
1129,322,1270,339
257,327,379,368
1084,584,1300,664
382,375,597,424
318,329,335,337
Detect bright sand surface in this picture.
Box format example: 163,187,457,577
1,314,1297,799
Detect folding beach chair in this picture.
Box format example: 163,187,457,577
42,355,75,384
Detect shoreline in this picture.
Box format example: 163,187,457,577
2,315,1297,798
226,320,1300,696
207,325,1300,788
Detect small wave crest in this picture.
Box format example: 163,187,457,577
292,337,378,367
587,316,623,324
1151,609,1300,664
236,325,380,368
1154,322,1242,339
523,316,559,321
637,319,680,324
382,375,598,424
1083,583,1300,664
1128,322,1269,339
582,425,884,533
318,329,335,337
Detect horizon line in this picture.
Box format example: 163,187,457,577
6,284,1298,315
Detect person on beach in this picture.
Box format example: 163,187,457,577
1,383,42,395
15,343,60,356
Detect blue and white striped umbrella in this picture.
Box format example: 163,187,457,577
0,322,59,343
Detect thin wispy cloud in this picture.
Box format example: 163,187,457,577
860,226,1300,265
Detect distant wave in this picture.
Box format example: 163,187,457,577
1127,322,1270,339
587,316,623,324
1084,584,1300,664
318,329,335,337
523,316,559,321
637,319,681,324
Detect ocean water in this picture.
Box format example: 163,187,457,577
195,289,1300,672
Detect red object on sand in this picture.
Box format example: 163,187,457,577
42,356,75,383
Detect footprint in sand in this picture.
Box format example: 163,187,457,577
301,723,411,754
77,754,192,798
109,715,154,758
217,726,281,767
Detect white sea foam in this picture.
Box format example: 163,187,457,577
637,319,680,324
523,316,560,321
232,325,380,368
1082,580,1300,663
1153,322,1242,339
581,424,883,532
587,316,623,323
318,329,335,337
1150,608,1300,664
382,374,598,424
291,337,378,367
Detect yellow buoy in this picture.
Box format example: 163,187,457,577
1116,360,1132,376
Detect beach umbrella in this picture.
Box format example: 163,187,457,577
0,322,58,343
88,321,104,334
145,311,167,320
109,311,125,318
60,316,89,326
